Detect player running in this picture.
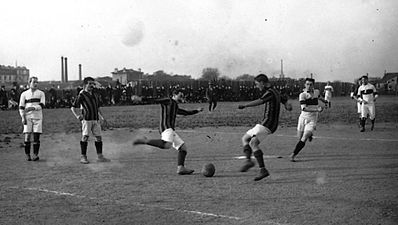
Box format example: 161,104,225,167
357,75,378,132
133,90,204,175
71,77,110,164
19,77,46,161
238,74,292,181
290,78,328,162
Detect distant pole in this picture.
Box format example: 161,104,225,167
280,59,284,79
61,56,64,83
310,73,313,79
79,64,82,81
64,57,68,82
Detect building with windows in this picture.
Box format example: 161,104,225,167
0,65,29,85
111,68,143,85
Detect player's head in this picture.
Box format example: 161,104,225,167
361,75,368,85
304,78,315,91
254,74,270,91
28,76,39,90
171,89,185,103
83,77,96,91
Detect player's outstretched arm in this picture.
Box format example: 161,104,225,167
238,99,264,109
177,107,203,116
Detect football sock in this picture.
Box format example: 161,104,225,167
177,150,187,166
371,119,375,126
293,141,306,156
95,141,103,154
253,150,265,168
33,141,40,155
80,141,88,155
24,142,31,155
146,139,168,149
361,118,366,128
243,144,252,160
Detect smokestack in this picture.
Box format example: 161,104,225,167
64,57,68,82
280,59,284,79
61,56,64,82
79,64,82,81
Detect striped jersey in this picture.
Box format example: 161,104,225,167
299,89,321,119
357,83,378,104
72,90,101,120
259,88,288,133
157,98,200,132
19,89,46,119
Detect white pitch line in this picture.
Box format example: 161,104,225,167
140,129,398,142
20,187,242,221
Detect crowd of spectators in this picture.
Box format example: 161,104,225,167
0,79,347,110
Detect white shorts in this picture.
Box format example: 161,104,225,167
161,128,184,150
297,116,317,133
82,120,102,137
325,95,332,102
23,118,42,133
246,124,271,141
361,103,375,120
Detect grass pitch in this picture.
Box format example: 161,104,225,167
0,96,397,225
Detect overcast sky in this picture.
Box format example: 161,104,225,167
1,0,397,83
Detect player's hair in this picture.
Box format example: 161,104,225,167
361,75,368,80
83,77,95,85
254,74,269,83
29,76,38,83
305,78,315,83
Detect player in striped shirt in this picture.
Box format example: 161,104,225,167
357,75,378,132
19,77,46,161
71,77,110,164
238,74,292,181
133,90,204,175
290,78,328,162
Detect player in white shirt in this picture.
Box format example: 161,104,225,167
290,78,328,162
357,75,378,132
18,77,45,161
324,81,333,108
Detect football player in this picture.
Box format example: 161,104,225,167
357,75,378,132
238,74,292,181
290,78,327,162
133,90,203,175
19,77,45,161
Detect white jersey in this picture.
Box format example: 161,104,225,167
19,89,45,119
324,85,333,98
299,89,321,119
357,83,377,104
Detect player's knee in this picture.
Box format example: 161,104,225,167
163,141,172,149
242,134,251,144
24,134,31,142
249,137,260,149
33,133,40,142
95,136,102,142
82,135,89,142
178,143,187,151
